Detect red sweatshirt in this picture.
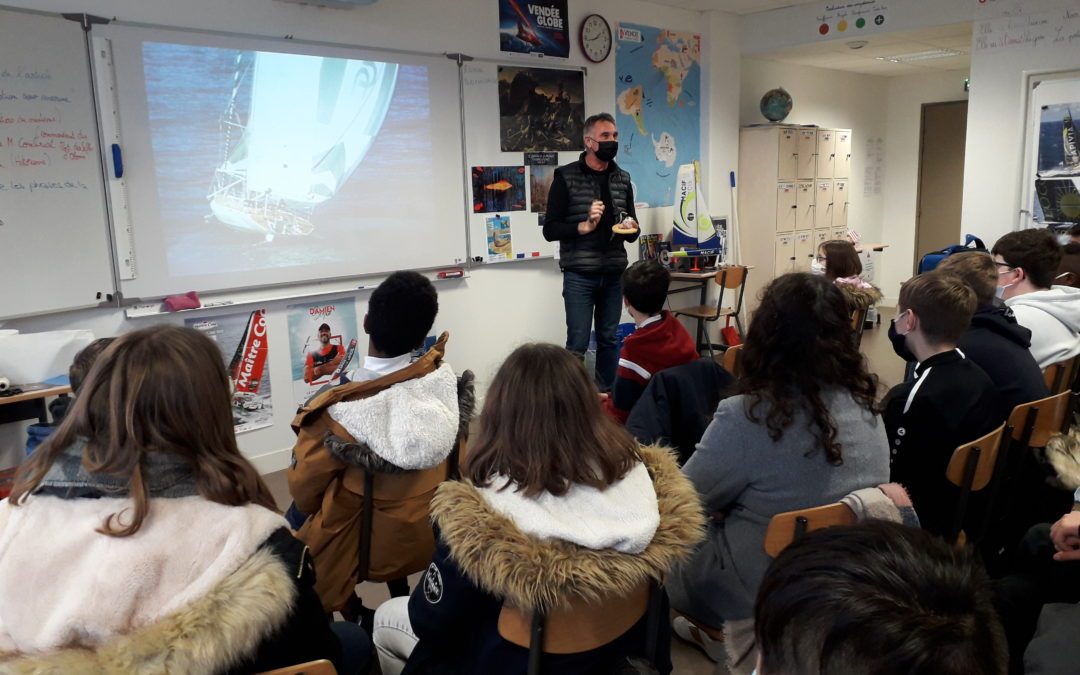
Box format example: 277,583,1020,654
603,310,699,424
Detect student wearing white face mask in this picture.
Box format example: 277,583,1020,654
992,229,1080,368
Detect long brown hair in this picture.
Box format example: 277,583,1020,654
9,325,277,536
821,240,862,281
740,273,879,464
464,343,638,496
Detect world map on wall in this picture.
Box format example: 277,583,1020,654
615,23,701,208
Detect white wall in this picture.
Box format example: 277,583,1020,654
879,71,969,304
739,58,889,246
961,0,1080,246
0,0,743,470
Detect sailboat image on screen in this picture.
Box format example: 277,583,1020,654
208,51,399,240
228,310,269,411
671,160,721,253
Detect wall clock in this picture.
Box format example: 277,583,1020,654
580,14,612,63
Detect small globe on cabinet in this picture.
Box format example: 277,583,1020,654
760,87,793,122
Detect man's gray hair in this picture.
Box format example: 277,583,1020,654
584,112,616,137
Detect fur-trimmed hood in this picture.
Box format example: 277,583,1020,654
1046,422,1080,491
0,500,294,674
430,445,705,612
835,277,883,311
325,365,473,473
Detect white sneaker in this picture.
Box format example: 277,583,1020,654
672,615,726,663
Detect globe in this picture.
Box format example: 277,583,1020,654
760,88,793,123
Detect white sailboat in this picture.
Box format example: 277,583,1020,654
208,51,399,238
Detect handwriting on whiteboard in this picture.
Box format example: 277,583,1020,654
0,65,94,192
974,7,1080,53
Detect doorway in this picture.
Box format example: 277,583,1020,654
914,100,969,269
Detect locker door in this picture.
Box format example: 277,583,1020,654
816,129,836,178
775,234,795,275
815,180,834,232
795,181,815,231
797,129,817,179
776,182,797,233
778,128,798,180
834,180,849,228
794,231,814,272
835,129,852,178
832,228,848,242
814,229,831,253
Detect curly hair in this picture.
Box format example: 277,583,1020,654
738,273,878,464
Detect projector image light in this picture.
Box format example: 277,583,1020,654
275,0,379,7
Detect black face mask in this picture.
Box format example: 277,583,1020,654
594,140,619,162
887,319,912,361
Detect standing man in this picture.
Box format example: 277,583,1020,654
543,112,640,390
303,323,344,384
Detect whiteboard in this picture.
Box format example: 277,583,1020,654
0,7,114,319
462,61,582,263
92,23,469,300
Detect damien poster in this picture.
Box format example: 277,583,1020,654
185,309,273,434
286,296,360,407
499,0,570,58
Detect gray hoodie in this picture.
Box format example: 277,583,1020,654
1006,285,1080,368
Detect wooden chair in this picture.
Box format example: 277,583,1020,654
674,265,749,360
1008,391,1072,448
258,659,336,675
499,583,653,673
763,502,856,558
943,423,1006,545
722,343,744,378
1042,354,1080,395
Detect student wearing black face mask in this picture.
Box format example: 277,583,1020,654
543,112,640,392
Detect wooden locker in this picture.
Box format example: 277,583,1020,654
835,129,852,178
775,234,796,275
832,228,848,242
797,129,817,179
834,180,849,229
814,229,831,254
795,181,815,231
794,231,814,272
776,182,797,233
815,180,834,232
778,128,798,180
816,129,836,178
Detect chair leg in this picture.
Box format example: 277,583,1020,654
950,447,981,545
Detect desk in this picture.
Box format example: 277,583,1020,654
0,385,72,426
669,270,719,306
856,243,889,253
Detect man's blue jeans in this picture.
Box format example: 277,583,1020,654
563,270,623,391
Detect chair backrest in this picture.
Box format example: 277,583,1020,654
722,344,743,378
257,659,337,675
712,265,749,318
763,502,856,558
945,424,1006,492
1007,391,1072,447
1043,354,1080,395
497,583,650,655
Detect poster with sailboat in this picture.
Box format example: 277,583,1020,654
1034,103,1080,224
185,309,274,434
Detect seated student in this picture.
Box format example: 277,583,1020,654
812,239,882,317
888,252,1048,412
755,522,1007,675
884,271,1005,537
371,343,704,675
289,271,473,624
1055,242,1080,289
993,228,1080,368
666,273,889,662
0,326,370,674
25,337,115,455
602,260,698,424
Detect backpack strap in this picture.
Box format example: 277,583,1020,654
528,610,545,675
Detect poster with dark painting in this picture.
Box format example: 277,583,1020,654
499,66,584,151
472,165,527,213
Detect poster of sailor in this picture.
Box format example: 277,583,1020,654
185,309,273,434
286,296,359,406
472,166,527,212
498,66,584,151
499,0,570,58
